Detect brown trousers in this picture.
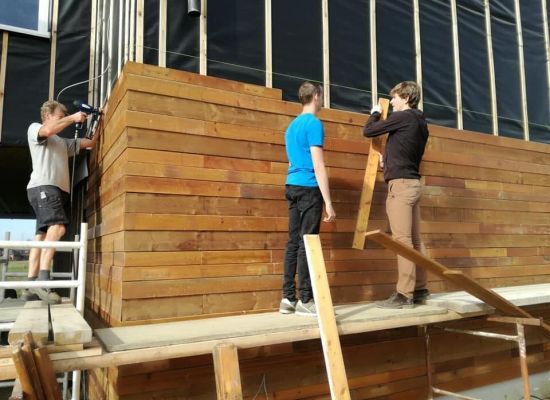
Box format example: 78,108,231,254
386,178,427,297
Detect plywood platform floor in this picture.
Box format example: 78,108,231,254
96,303,456,352
426,283,550,313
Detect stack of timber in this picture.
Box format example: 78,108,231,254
85,62,550,399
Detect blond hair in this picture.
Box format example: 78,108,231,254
40,100,67,122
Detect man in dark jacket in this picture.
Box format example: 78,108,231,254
363,81,429,308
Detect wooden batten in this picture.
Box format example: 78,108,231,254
85,62,550,399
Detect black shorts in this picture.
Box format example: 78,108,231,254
27,185,70,234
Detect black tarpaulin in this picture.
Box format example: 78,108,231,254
207,0,264,86
272,0,323,102
376,0,416,98
520,1,550,143
166,0,199,73
420,0,456,128
457,0,493,134
490,0,523,139
144,0,159,65
328,0,371,113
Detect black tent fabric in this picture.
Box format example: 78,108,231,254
207,0,264,86
272,0,323,102
166,0,200,73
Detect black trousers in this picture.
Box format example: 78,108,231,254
283,185,323,303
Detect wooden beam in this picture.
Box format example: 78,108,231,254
129,0,136,62
0,31,8,143
8,302,49,346
136,0,144,63
304,235,351,400
48,0,59,100
20,341,46,400
11,344,37,400
322,0,330,107
33,346,62,400
364,230,550,337
212,342,243,400
352,98,389,250
265,0,272,88
88,0,97,104
50,304,93,345
158,0,167,67
200,0,207,75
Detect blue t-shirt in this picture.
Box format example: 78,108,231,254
285,113,324,187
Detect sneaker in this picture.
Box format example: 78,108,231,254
295,300,317,316
413,289,430,304
279,298,297,314
28,287,61,305
21,289,39,302
376,292,414,309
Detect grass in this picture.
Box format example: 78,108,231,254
5,260,28,275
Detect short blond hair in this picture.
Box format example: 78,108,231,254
298,81,323,106
40,100,67,122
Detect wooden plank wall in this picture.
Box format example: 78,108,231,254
85,62,550,398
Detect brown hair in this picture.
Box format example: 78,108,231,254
40,100,67,122
390,81,421,109
298,81,323,105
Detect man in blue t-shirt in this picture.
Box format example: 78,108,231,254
279,81,336,316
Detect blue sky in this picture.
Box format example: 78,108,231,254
0,219,36,241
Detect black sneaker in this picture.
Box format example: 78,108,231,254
413,289,430,304
376,292,414,309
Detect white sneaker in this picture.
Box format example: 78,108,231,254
295,300,317,316
279,298,297,314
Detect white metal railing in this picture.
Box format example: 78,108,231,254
0,222,88,400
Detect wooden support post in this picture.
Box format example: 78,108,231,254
352,98,390,249
158,0,167,67
33,346,62,400
48,0,59,100
199,0,207,75
136,0,144,63
20,342,45,400
212,342,243,400
11,345,36,400
304,235,351,400
0,31,8,142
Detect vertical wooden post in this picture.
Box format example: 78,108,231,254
516,323,531,399
0,32,8,143
136,0,144,63
212,343,243,400
265,0,272,88
49,0,59,100
129,0,136,61
352,98,390,250
200,0,207,75
303,235,351,400
12,344,37,400
33,346,63,400
322,0,330,107
88,0,97,104
158,0,167,67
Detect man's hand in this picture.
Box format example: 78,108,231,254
324,203,336,222
72,111,87,124
370,105,382,115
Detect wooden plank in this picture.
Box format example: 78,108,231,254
50,304,93,345
303,235,351,400
135,0,144,63
20,341,46,400
199,0,207,75
11,344,37,400
158,0,166,67
33,346,63,400
48,0,59,100
0,31,8,142
352,98,390,249
8,302,49,345
364,230,550,337
212,342,243,400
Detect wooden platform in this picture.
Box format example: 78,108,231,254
427,283,550,313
